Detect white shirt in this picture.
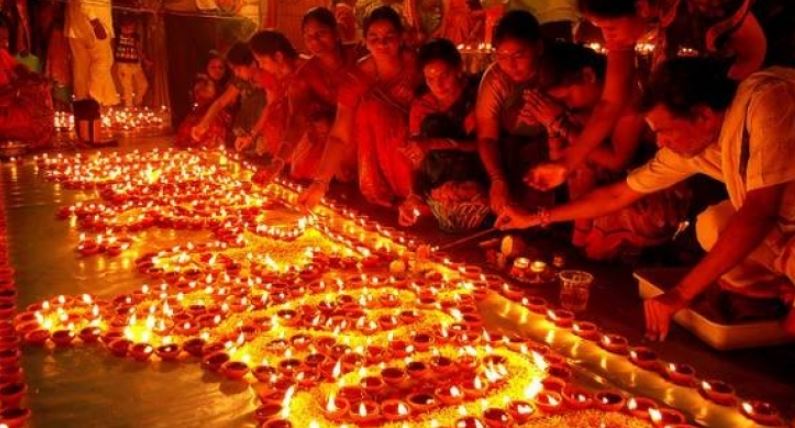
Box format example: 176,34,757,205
627,67,795,233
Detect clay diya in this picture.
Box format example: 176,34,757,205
534,390,564,414
130,343,154,361
323,395,350,422
155,343,181,361
562,386,593,410
507,401,535,424
349,400,379,425
627,397,658,420
381,399,411,421
547,309,575,328
599,334,629,354
51,329,76,347
222,361,250,380
381,366,407,387
483,408,513,428
572,321,599,340
595,391,626,412
407,392,437,413
741,400,781,426
253,400,283,423
23,329,50,346
665,363,696,386
648,407,686,427
700,380,736,406
629,347,659,371
79,326,101,344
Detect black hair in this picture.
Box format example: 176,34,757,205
418,38,462,69
225,42,255,66
363,6,404,35
302,7,338,30
493,10,541,47
249,30,299,60
639,57,737,117
540,41,606,88
577,0,637,18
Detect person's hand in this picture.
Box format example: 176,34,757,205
234,134,254,152
191,124,208,142
398,195,426,227
489,179,509,215
252,159,284,185
298,180,328,210
524,162,569,191
644,289,689,341
521,90,563,129
495,205,541,230
399,139,427,168
91,19,107,40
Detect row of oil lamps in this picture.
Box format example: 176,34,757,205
18,148,787,427
0,176,33,427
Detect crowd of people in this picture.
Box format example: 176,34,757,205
174,0,795,340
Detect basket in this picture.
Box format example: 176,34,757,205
427,199,491,233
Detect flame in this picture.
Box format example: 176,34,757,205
524,378,543,399
358,402,368,417
332,360,342,379
648,408,662,423
458,405,468,416
532,351,548,371
450,386,462,397
280,386,295,419
397,402,409,415
325,394,337,412
517,403,533,415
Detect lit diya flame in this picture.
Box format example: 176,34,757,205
648,408,662,424
531,351,548,371
450,386,462,397
280,386,295,419
358,402,368,417
524,378,543,399
325,394,337,412
397,402,409,416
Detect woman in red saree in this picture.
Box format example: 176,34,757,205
299,6,421,208
249,7,362,184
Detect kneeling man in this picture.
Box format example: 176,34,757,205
498,57,795,340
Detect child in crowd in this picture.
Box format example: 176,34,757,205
114,14,148,107
191,42,265,152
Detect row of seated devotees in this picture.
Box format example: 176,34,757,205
58,2,795,340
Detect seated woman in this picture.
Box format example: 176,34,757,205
397,38,487,227
237,30,302,166
523,42,690,259
191,42,266,153
476,10,551,216
0,35,54,149
248,7,361,184
299,6,421,208
175,52,231,149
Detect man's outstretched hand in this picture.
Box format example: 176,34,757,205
494,205,541,231
644,290,689,341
